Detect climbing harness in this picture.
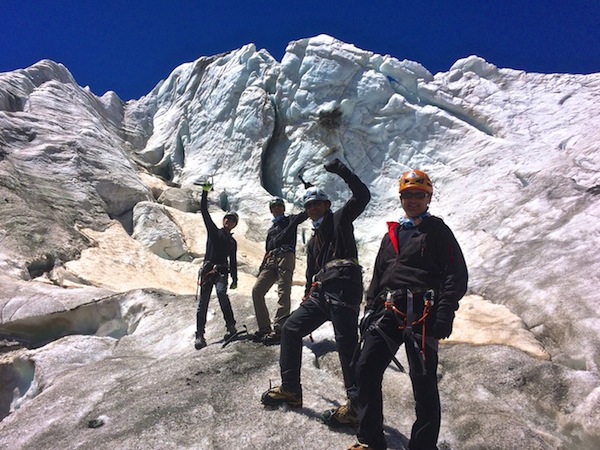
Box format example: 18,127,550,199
303,280,360,312
260,251,276,272
260,245,295,273
198,263,228,287
300,277,361,344
353,307,405,373
384,288,436,373
354,288,437,375
198,268,219,287
302,281,321,304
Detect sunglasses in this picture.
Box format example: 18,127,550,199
400,191,429,200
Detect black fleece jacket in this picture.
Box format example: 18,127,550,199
265,211,309,253
305,166,370,293
200,190,237,283
366,216,468,319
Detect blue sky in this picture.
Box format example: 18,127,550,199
2,1,599,100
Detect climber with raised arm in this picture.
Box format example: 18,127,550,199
194,180,240,350
261,157,370,430
252,197,308,345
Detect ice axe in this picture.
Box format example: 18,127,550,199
297,168,314,189
193,174,215,191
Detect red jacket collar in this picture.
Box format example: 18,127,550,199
387,221,400,254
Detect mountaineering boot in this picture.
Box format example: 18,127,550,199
224,326,238,341
322,401,359,428
194,334,207,350
261,330,281,346
261,385,302,408
252,329,271,343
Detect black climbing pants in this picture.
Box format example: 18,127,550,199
196,268,236,335
279,277,361,403
355,312,440,450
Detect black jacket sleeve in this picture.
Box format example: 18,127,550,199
200,190,219,236
335,163,371,223
434,224,468,315
229,239,238,283
270,211,309,250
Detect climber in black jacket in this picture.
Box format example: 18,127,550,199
349,169,468,450
252,197,308,344
194,182,240,350
261,158,370,430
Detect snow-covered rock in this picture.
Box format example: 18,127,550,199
132,201,189,260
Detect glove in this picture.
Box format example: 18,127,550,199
324,158,347,175
229,281,238,290
202,181,213,192
433,311,454,339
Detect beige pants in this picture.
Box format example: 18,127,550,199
252,251,296,332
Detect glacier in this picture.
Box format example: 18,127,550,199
0,34,599,449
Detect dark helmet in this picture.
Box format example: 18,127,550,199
269,197,285,209
223,211,239,223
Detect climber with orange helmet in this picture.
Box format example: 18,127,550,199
349,169,468,450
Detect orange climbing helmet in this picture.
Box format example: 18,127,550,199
399,170,433,194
